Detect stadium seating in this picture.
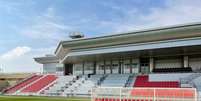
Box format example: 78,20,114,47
63,74,104,96
5,75,42,93
134,75,179,88
149,73,193,81
193,76,201,91
74,74,104,95
125,75,136,87
88,74,104,85
21,75,57,93
73,80,95,95
4,73,200,98
44,75,75,95
63,77,86,95
101,74,130,87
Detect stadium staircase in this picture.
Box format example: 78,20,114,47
134,75,179,88
180,73,201,88
125,74,136,87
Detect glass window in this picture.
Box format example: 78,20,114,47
105,61,111,74
97,61,104,74
132,59,140,74
131,63,139,73
73,63,83,75
112,60,119,74
85,62,93,74
56,64,64,72
124,59,131,74
43,63,57,73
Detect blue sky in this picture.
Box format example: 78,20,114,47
0,0,201,73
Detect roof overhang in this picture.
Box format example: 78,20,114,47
34,56,59,64
61,37,201,63
55,22,201,60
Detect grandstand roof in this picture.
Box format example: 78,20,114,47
55,22,201,55
34,55,59,64
35,22,201,64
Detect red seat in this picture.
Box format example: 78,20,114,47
95,98,99,101
105,98,108,101
5,75,42,93
21,75,57,93
133,75,179,88
109,98,113,101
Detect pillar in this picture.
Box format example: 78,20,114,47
110,60,113,74
93,61,96,74
149,57,154,73
184,56,189,68
104,60,106,74
119,59,122,74
82,62,85,75
130,58,133,73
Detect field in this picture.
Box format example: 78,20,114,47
0,96,90,101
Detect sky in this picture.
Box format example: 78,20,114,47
1,0,201,73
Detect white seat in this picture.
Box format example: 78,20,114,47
101,74,130,87
44,76,75,95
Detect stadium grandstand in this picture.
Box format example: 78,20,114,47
4,22,201,100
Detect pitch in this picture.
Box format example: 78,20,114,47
0,96,90,101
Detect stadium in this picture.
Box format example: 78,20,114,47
3,22,201,101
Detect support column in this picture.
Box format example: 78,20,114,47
121,59,124,74
104,60,106,74
119,59,122,74
110,60,113,74
130,59,132,73
82,62,85,75
149,57,154,73
93,61,96,74
63,64,66,75
184,56,189,68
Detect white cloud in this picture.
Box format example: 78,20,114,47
0,46,31,60
0,46,54,73
98,0,201,33
138,0,201,27
21,7,72,41
0,6,67,73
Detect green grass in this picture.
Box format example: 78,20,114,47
0,96,91,101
